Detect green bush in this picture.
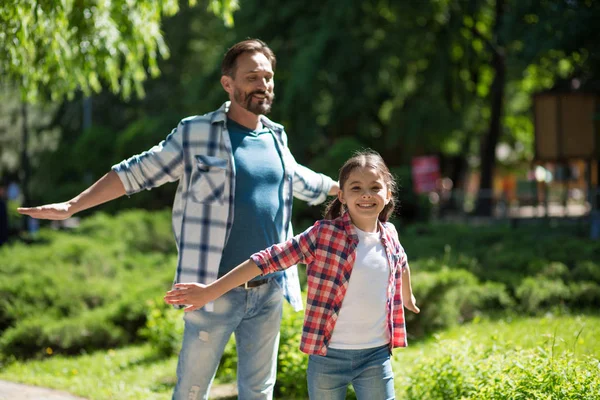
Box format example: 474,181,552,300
275,302,308,398
408,268,512,335
140,297,239,384
0,210,176,360
572,261,600,282
140,298,184,358
76,209,174,253
0,310,128,359
568,281,600,309
402,222,600,315
400,337,600,399
515,277,571,314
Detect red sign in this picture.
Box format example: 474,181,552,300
411,156,440,194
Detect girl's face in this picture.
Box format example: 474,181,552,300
338,166,391,232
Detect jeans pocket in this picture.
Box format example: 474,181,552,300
271,277,284,291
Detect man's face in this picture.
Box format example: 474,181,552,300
224,51,275,115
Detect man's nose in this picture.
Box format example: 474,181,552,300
256,78,268,90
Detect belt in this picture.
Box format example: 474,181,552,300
239,277,271,289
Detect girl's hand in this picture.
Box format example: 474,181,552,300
404,294,420,314
164,283,214,312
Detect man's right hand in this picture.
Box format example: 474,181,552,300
17,202,73,220
16,171,126,221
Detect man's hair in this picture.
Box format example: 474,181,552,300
221,39,276,78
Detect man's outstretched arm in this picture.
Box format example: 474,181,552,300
17,171,126,220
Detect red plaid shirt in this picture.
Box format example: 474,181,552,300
251,212,409,356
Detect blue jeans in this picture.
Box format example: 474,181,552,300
307,344,395,400
172,279,283,400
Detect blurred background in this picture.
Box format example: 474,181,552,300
1,1,600,399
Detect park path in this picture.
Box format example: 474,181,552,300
0,380,238,400
0,380,87,400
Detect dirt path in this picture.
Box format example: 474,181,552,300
0,380,87,400
0,380,238,400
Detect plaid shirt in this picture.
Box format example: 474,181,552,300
112,102,335,311
251,212,409,356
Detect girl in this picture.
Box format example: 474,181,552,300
164,150,419,400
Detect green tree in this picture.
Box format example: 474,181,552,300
22,3,233,209
0,0,237,208
0,0,238,103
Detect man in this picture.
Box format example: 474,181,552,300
18,39,338,400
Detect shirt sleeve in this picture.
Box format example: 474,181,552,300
251,221,320,275
111,122,185,195
279,141,335,205
293,162,336,205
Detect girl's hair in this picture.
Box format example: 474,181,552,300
324,150,397,222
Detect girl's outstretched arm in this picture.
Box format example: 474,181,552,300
164,259,262,312
401,265,420,314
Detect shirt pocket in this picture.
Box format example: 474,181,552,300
189,155,227,204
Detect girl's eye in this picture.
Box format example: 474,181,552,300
247,76,256,81
351,186,360,191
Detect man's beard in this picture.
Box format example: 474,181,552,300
233,88,274,115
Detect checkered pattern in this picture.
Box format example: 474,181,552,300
112,101,335,311
251,212,409,355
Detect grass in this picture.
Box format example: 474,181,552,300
0,345,177,400
1,314,598,399
392,313,600,398
404,313,600,356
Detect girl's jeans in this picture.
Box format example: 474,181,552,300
307,344,395,400
172,279,283,400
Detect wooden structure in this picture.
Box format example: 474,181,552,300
533,90,600,235
534,92,599,161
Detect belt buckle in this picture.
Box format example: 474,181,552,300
244,281,251,290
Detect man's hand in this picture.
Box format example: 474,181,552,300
164,283,215,312
404,294,420,314
18,202,73,220
17,171,126,221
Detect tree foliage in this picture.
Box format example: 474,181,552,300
231,0,599,215
4,0,600,220
0,0,238,103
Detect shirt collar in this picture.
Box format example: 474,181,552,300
341,211,390,246
210,101,229,124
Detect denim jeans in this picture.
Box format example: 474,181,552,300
307,344,395,400
172,279,283,400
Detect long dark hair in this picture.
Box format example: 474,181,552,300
324,150,397,222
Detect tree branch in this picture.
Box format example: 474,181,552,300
470,25,501,57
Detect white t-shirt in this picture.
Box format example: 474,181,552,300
328,226,390,349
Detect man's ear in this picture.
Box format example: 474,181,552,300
221,75,232,94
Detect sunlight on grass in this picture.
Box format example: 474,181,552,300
0,345,177,400
1,315,598,399
429,313,599,354
392,314,600,399
395,314,600,366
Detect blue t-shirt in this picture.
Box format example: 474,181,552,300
218,119,285,281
